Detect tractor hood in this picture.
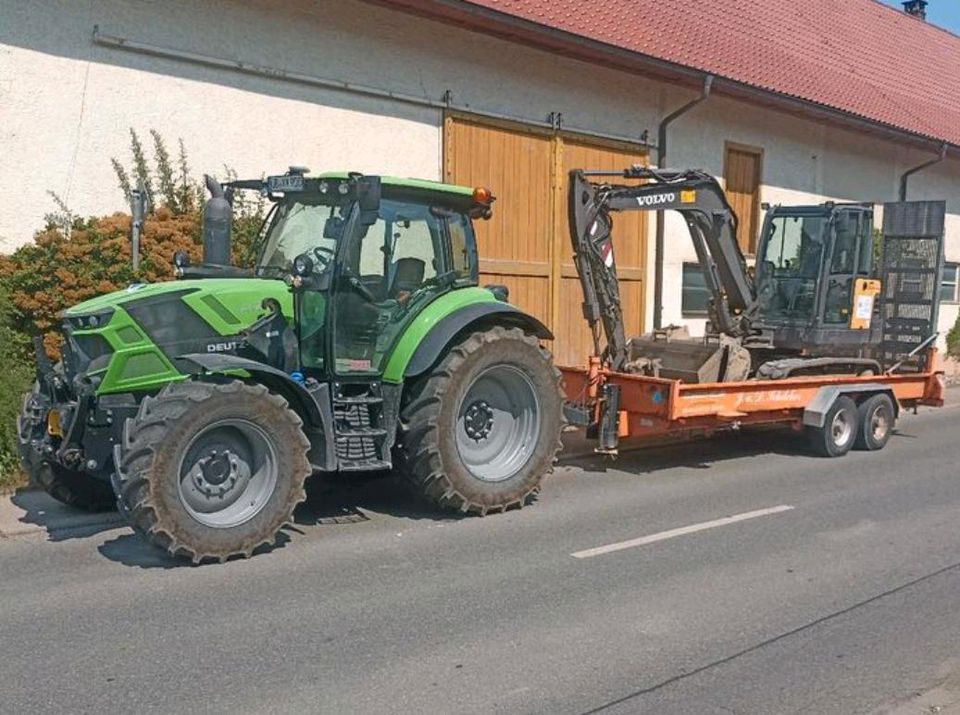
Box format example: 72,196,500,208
64,278,292,318
60,278,295,395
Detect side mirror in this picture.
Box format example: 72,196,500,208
356,175,381,226
323,216,345,240
293,253,314,277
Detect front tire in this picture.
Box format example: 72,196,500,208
17,388,115,512
396,326,563,515
114,381,311,563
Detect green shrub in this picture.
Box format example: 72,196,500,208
0,286,33,491
1,131,265,361
947,313,960,359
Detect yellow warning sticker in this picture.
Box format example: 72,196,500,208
680,189,696,203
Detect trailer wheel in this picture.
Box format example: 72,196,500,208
396,326,563,515
807,396,858,458
115,380,311,563
854,393,895,451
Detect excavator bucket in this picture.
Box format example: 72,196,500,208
625,329,752,383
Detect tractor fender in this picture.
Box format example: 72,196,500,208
177,352,336,470
401,303,553,379
802,383,899,428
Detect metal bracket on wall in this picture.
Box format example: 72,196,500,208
91,25,655,149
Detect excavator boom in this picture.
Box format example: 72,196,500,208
569,166,757,370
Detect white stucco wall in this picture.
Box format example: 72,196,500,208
2,0,958,344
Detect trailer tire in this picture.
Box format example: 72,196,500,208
114,380,311,563
807,396,858,458
395,326,563,516
854,393,895,451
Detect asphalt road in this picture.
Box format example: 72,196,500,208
2,402,960,714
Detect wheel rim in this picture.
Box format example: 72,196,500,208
177,419,278,529
870,406,890,442
455,365,541,483
831,409,853,448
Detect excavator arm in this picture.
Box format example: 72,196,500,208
569,166,758,370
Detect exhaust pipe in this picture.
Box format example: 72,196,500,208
202,175,232,266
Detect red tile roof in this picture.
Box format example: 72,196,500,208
388,0,960,147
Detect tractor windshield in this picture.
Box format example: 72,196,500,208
256,198,349,276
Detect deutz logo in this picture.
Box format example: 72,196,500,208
637,193,675,207
207,341,239,353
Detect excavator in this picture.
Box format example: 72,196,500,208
568,165,946,383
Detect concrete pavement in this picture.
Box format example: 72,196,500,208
2,400,960,713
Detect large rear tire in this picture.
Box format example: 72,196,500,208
395,326,563,515
114,380,311,563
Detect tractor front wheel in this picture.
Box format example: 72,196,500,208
396,326,563,515
114,380,311,562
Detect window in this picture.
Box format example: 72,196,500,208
681,263,710,315
941,263,958,303
447,213,475,280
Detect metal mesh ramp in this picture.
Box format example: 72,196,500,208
879,200,946,373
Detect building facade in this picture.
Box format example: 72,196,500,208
2,0,958,364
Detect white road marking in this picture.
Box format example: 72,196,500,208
571,505,795,559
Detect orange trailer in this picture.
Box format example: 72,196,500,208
561,349,945,457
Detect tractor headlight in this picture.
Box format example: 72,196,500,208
68,308,115,330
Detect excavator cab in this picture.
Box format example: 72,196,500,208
753,203,878,354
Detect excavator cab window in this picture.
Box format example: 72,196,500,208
823,208,873,325
756,213,826,323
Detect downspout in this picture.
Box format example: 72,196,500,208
899,143,948,201
654,74,713,329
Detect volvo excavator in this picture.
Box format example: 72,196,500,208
569,165,946,383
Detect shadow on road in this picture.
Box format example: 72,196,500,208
9,487,124,541
93,472,457,569
564,426,819,475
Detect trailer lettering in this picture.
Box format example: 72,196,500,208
739,390,801,405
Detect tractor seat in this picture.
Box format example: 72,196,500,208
390,257,426,297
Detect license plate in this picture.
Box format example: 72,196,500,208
267,174,305,193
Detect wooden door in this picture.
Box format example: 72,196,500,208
444,114,647,367
724,143,763,254
557,138,647,367
444,116,554,325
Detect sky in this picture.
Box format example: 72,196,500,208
877,0,960,34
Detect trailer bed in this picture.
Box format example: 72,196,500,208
560,351,944,445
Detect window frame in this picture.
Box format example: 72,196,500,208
681,262,712,317
941,262,959,304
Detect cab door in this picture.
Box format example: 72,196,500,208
821,207,874,327
330,197,450,376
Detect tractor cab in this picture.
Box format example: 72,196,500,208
249,172,491,379
753,202,878,354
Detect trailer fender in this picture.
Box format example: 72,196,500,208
402,303,553,379
802,383,899,428
177,352,336,470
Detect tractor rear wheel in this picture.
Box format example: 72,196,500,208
114,380,311,563
396,326,563,515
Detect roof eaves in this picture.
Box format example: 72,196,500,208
367,0,959,156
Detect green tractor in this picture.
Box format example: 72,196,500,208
17,169,563,562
